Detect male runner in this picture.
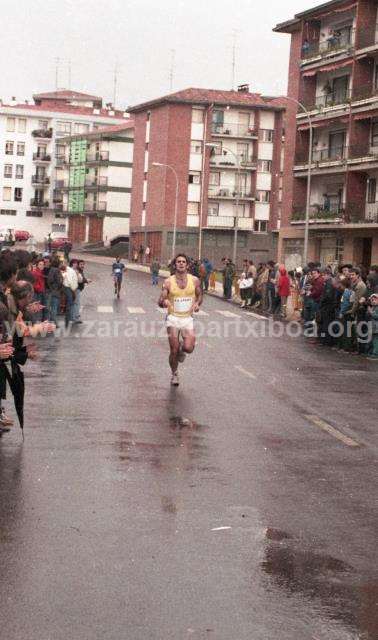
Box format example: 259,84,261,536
112,257,126,298
158,254,202,386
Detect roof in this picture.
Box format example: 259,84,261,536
1,102,126,119
274,0,355,33
62,121,134,142
128,87,286,113
33,89,103,102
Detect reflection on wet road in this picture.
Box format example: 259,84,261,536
0,263,377,640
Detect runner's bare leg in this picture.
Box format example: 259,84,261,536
167,328,180,373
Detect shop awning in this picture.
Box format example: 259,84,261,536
297,116,349,130
302,59,352,77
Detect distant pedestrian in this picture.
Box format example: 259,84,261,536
150,258,160,285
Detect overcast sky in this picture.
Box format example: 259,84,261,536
1,0,323,109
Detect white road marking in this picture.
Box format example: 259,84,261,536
245,311,269,320
196,309,209,316
211,526,232,531
234,364,257,380
97,306,114,313
216,310,240,318
127,307,146,314
304,414,361,448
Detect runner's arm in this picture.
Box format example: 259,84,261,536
193,277,202,312
158,279,170,308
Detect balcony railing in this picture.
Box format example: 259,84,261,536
55,155,67,166
84,176,108,187
30,199,49,208
54,203,64,212
209,154,257,169
364,203,378,223
32,175,50,185
85,151,109,162
356,27,378,51
83,201,107,212
352,83,378,102
305,89,349,111
206,215,253,229
344,203,378,224
53,190,63,203
211,123,258,138
302,28,355,60
291,204,345,222
295,145,347,165
33,152,51,162
32,128,53,139
208,185,255,199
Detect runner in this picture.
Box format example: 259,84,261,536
112,257,126,299
158,254,202,386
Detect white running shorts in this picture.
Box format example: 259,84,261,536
166,314,194,332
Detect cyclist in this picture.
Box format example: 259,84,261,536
112,257,126,298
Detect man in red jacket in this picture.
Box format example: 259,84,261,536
31,258,46,321
277,266,291,318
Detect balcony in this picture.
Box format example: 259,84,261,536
364,203,378,224
294,146,347,171
345,203,378,224
291,204,345,224
55,155,68,166
211,123,258,139
33,152,51,162
301,28,355,62
54,202,64,212
53,190,63,204
209,154,257,171
32,128,53,139
305,89,349,112
85,151,109,162
352,83,378,104
30,199,49,208
83,201,107,213
208,185,255,200
31,175,50,186
356,27,378,51
205,215,253,229
84,176,108,187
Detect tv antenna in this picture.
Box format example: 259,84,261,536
169,49,175,91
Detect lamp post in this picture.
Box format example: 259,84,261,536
205,142,241,266
152,162,179,261
283,97,313,265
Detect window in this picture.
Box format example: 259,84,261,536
57,121,71,134
189,171,201,184
254,220,268,232
74,122,90,134
52,223,66,232
190,141,202,154
258,159,272,172
192,108,204,123
187,202,199,215
372,121,378,147
167,231,198,246
257,190,271,203
17,142,25,156
3,187,11,201
259,129,274,142
0,209,16,216
5,141,14,155
4,165,12,178
14,187,22,202
212,109,224,125
6,117,15,132
26,210,43,217
208,203,219,216
56,144,65,158
367,178,376,203
209,172,220,186
235,204,247,217
18,118,26,133
38,120,48,130
15,165,24,179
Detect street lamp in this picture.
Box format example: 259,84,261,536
205,142,241,266
283,97,313,265
152,162,179,261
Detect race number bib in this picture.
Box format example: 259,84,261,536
114,268,121,274
173,296,193,314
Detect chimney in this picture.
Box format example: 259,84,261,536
237,84,249,93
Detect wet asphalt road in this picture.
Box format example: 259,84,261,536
0,261,377,640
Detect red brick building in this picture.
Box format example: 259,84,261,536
275,0,378,269
128,87,285,266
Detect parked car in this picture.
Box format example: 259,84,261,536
51,236,69,250
15,230,31,242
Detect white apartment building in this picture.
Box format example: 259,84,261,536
0,90,128,241
56,123,134,245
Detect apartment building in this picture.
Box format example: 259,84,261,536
275,0,378,269
128,87,285,266
0,90,128,241
56,122,134,244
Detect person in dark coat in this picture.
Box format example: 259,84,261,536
319,268,337,346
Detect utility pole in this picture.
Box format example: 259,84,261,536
54,57,60,91
169,49,175,91
231,30,237,91
113,62,119,107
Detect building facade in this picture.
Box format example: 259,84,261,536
0,90,128,241
275,0,378,269
128,87,285,266
56,123,134,244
